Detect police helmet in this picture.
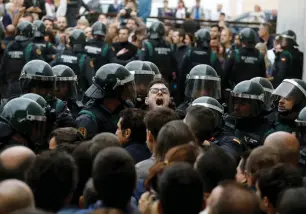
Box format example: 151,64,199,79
229,80,265,117
195,29,211,48
272,79,306,112
21,93,48,109
125,61,155,99
19,60,56,102
52,65,78,100
251,77,274,111
280,30,299,47
91,21,107,36
1,97,47,147
192,96,224,129
239,28,257,47
33,20,46,38
295,107,306,144
148,21,165,39
85,63,136,100
16,21,34,42
69,29,86,52
185,64,221,100
143,61,161,79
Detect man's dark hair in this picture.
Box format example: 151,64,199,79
119,26,130,33
26,150,78,212
277,187,306,214
0,155,35,182
147,78,170,94
50,127,84,146
90,133,120,160
185,106,215,145
155,120,195,161
119,108,146,143
174,28,185,41
158,162,203,214
71,141,93,205
258,163,303,209
82,178,99,209
220,12,226,17
212,181,261,214
196,145,236,193
144,107,178,140
211,24,221,32
93,147,136,210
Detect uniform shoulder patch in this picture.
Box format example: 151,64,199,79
36,48,42,55
233,138,241,144
1,43,5,50
281,57,286,62
89,59,94,68
78,127,87,138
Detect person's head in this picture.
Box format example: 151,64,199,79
155,120,195,161
220,27,232,45
5,24,16,37
277,187,306,214
177,0,185,8
0,146,35,181
44,28,56,44
236,150,251,184
184,105,215,145
145,144,200,192
210,24,221,39
84,27,92,40
98,14,108,25
158,162,204,214
207,181,261,214
210,37,219,52
185,33,194,47
126,18,137,31
19,13,34,23
56,16,67,32
145,79,171,110
246,146,280,187
144,107,178,153
43,16,54,31
116,108,146,145
195,145,236,195
0,179,35,213
80,178,99,209
219,12,226,22
118,27,129,42
254,4,261,12
163,0,168,8
264,131,300,166
76,17,89,30
172,29,185,45
234,33,241,47
255,42,268,56
256,164,303,214
217,3,222,11
195,0,200,7
93,147,136,210
49,127,84,150
90,133,120,161
258,23,270,39
26,150,78,212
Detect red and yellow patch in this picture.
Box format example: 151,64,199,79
78,127,87,138
281,57,286,62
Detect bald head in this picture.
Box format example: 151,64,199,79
0,179,34,213
264,132,300,165
5,24,16,36
0,146,35,181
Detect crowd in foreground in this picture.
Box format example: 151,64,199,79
0,1,305,214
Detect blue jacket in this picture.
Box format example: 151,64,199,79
124,142,152,164
137,0,152,21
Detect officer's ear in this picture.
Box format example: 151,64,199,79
124,128,132,139
145,97,149,105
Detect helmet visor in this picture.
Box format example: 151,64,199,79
27,80,56,102
27,115,47,146
228,95,264,117
184,75,221,99
263,89,274,111
131,71,155,98
272,79,306,102
122,81,137,101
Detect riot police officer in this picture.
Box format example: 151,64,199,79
52,64,82,118
125,60,155,108
266,79,306,136
0,21,42,99
19,60,75,129
191,96,243,160
224,28,266,89
271,30,303,87
224,80,273,149
176,64,221,119
295,107,306,174
0,97,47,152
139,21,177,89
32,20,57,63
179,29,222,104
51,29,95,100
75,63,136,140
143,61,162,79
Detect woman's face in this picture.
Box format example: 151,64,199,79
178,1,184,8
219,45,224,55
185,34,191,45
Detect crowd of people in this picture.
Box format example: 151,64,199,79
0,0,305,214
